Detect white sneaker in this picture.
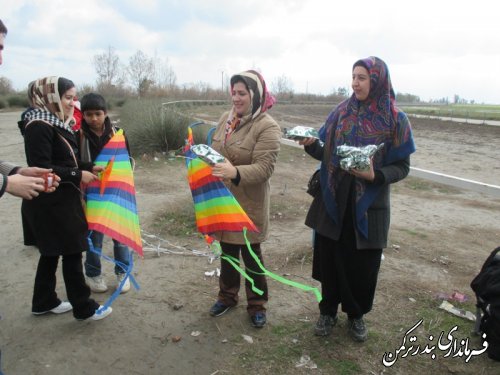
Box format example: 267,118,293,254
117,274,131,294
32,301,73,315
89,305,113,321
86,275,108,293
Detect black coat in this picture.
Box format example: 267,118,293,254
304,139,410,250
21,120,93,256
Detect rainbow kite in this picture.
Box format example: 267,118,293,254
187,154,259,234
183,127,322,302
85,129,143,256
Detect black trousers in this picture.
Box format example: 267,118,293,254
32,252,99,319
313,232,382,319
218,242,268,315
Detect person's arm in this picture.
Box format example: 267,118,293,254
4,174,46,199
301,138,324,161
231,120,281,186
0,161,60,198
0,172,11,198
376,156,410,185
350,156,410,185
1,161,46,199
0,161,20,176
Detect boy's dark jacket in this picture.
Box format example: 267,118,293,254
78,116,132,163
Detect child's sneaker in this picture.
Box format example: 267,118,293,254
89,305,112,321
86,275,108,293
32,301,73,315
117,274,130,294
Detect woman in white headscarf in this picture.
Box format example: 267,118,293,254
209,70,281,328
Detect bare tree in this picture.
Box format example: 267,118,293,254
271,75,294,98
0,76,14,95
336,87,349,97
93,46,121,88
153,55,177,92
128,50,155,97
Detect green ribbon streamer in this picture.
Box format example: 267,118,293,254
212,229,322,302
206,236,264,295
221,254,265,296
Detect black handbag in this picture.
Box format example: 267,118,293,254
307,169,321,197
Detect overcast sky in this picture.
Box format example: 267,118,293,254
1,0,499,104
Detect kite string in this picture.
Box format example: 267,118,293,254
87,232,140,311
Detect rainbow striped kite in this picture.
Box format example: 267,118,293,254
85,129,143,256
184,130,258,235
184,127,322,302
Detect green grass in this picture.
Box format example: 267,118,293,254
403,177,433,191
152,200,196,236
236,321,361,374
402,104,500,121
401,228,428,239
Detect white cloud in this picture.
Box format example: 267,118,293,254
1,0,500,103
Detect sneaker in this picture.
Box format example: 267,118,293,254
250,312,267,328
314,314,338,336
209,301,232,317
348,317,368,342
32,301,73,315
86,275,108,293
89,305,113,321
117,274,130,294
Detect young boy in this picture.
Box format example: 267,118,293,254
79,93,133,294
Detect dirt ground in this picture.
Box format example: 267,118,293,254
1,106,500,375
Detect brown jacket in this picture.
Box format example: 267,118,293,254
211,111,281,244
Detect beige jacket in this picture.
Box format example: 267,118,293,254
211,111,281,244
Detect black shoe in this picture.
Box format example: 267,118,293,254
250,312,266,328
209,301,231,317
314,314,338,336
348,317,368,342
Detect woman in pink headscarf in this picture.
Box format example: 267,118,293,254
209,70,281,328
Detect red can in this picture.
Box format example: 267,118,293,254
44,172,55,191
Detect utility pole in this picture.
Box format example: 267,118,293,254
221,70,224,92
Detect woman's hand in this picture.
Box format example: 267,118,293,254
298,137,316,146
45,174,61,192
349,158,375,182
16,167,61,193
212,159,238,180
81,170,99,184
17,166,50,178
92,165,105,174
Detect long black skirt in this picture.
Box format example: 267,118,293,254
312,228,382,319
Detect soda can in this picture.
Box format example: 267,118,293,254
44,172,54,191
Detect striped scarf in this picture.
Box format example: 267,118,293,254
24,76,74,134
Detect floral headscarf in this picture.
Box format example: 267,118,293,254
224,70,276,143
23,76,75,134
320,56,416,238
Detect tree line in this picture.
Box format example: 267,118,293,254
1,47,471,104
